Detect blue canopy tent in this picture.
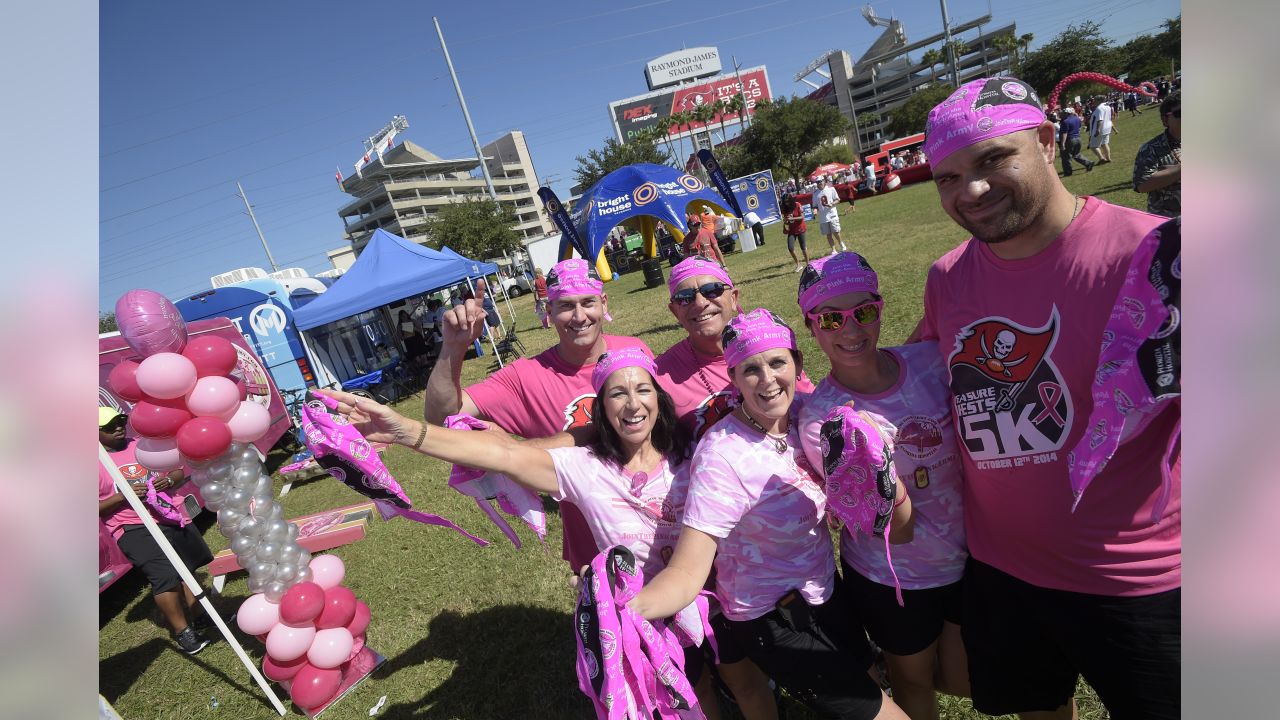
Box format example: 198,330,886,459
565,163,735,279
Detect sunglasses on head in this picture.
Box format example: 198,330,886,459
671,281,729,306
806,300,884,331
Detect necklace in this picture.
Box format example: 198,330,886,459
1071,195,1083,222
687,341,719,397
741,410,789,454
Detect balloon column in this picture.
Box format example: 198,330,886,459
107,289,374,714
1045,71,1158,113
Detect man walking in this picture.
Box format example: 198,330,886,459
1055,107,1094,176
1089,99,1115,165
815,176,847,255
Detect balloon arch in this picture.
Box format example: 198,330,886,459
1046,71,1158,111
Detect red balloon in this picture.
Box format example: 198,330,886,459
107,360,144,402
279,582,325,625
345,600,371,638
174,416,232,461
182,336,239,378
316,586,357,630
129,397,194,438
289,663,342,710
262,653,307,682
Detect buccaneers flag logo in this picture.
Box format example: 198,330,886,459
692,391,735,439
948,308,1072,462
562,393,596,430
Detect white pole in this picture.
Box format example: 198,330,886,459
434,17,498,203
98,444,287,716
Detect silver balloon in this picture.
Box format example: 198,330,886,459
249,561,275,580
231,466,258,490
264,581,289,603
268,503,285,522
286,523,299,542
251,494,275,515
247,574,270,593
208,459,235,480
297,550,312,570
224,488,251,511
238,516,267,539
294,566,313,585
202,481,227,504
230,535,258,557
278,544,302,565
252,475,273,496
255,542,282,562
235,445,260,469
273,563,298,584
264,519,290,544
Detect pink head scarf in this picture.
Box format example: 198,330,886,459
547,258,611,321
721,308,797,370
666,257,733,296
796,252,879,313
819,404,903,605
591,347,659,395
923,76,1046,167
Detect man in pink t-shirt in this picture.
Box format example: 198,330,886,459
918,77,1180,720
422,259,651,570
656,257,814,441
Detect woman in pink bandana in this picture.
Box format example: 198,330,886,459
317,347,771,719
630,309,910,720
795,252,970,720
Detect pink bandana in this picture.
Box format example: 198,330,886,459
923,77,1045,166
145,480,187,527
547,258,612,322
591,347,660,395
443,414,548,548
1067,218,1180,521
299,391,489,545
796,252,879,313
666,257,733,296
820,405,903,606
721,308,797,369
575,546,705,720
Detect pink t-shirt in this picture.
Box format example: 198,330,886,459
681,402,836,621
655,337,815,441
799,342,968,590
466,334,653,569
920,197,1180,596
98,440,158,539
548,446,689,579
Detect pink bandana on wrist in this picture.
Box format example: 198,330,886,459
575,546,705,720
1067,218,1180,521
145,480,187,527
667,257,733,296
443,414,547,548
299,391,489,545
796,252,879,313
591,347,659,395
721,308,797,369
923,77,1046,167
820,405,904,606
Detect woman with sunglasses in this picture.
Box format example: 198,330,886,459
656,257,814,442
316,348,771,720
796,253,969,720
631,309,910,720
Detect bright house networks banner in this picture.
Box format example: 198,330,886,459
730,170,782,225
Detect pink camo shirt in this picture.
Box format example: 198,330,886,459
681,400,836,621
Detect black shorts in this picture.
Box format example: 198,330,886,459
841,560,963,656
725,585,882,720
484,310,500,328
963,557,1180,719
683,611,750,686
116,523,214,595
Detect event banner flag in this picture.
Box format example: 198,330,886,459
538,187,589,259
610,67,772,145
698,149,744,218
730,170,782,225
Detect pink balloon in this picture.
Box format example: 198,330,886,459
307,627,354,670
345,632,366,663
316,586,357,630
234,376,249,401
128,396,193,439
265,620,316,662
175,417,233,461
345,600,371,637
308,555,346,590
182,336,238,377
289,663,341,710
115,289,188,357
228,401,272,443
262,654,307,682
185,376,240,418
279,582,325,625
135,353,197,400
107,360,144,402
237,593,282,636
134,436,182,473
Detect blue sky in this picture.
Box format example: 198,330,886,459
99,0,1179,311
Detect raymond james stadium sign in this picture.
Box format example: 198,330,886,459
645,47,722,90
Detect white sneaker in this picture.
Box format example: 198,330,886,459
829,248,838,257
793,264,803,273
840,243,848,252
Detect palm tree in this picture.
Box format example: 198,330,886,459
1018,33,1035,66
714,98,734,146
726,93,748,135
666,110,692,165
920,48,944,83
992,35,1020,74
692,102,717,151
944,39,969,82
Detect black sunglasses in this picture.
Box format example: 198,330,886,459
102,418,128,431
671,282,729,306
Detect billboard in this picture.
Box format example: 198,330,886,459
609,66,772,145
645,47,722,90
730,170,782,225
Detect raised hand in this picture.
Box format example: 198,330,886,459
439,299,488,350
315,389,416,446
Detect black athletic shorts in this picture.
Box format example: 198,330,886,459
683,611,749,686
725,585,882,720
963,557,1180,719
841,560,963,656
116,523,214,595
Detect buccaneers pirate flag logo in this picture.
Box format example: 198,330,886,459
948,308,1073,462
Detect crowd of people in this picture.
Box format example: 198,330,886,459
310,75,1180,720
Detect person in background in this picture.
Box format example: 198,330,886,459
780,193,811,273
693,206,727,264
532,267,550,329
1132,92,1181,218
816,176,847,256
743,209,765,248
864,160,878,194
398,309,426,368
1056,107,1095,176
474,278,504,342
1088,98,1116,165
99,407,219,655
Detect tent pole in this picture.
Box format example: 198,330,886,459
465,276,503,369
98,444,287,716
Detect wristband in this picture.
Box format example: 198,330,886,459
411,423,428,450
893,486,908,508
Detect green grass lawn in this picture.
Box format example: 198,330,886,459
100,110,1164,719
